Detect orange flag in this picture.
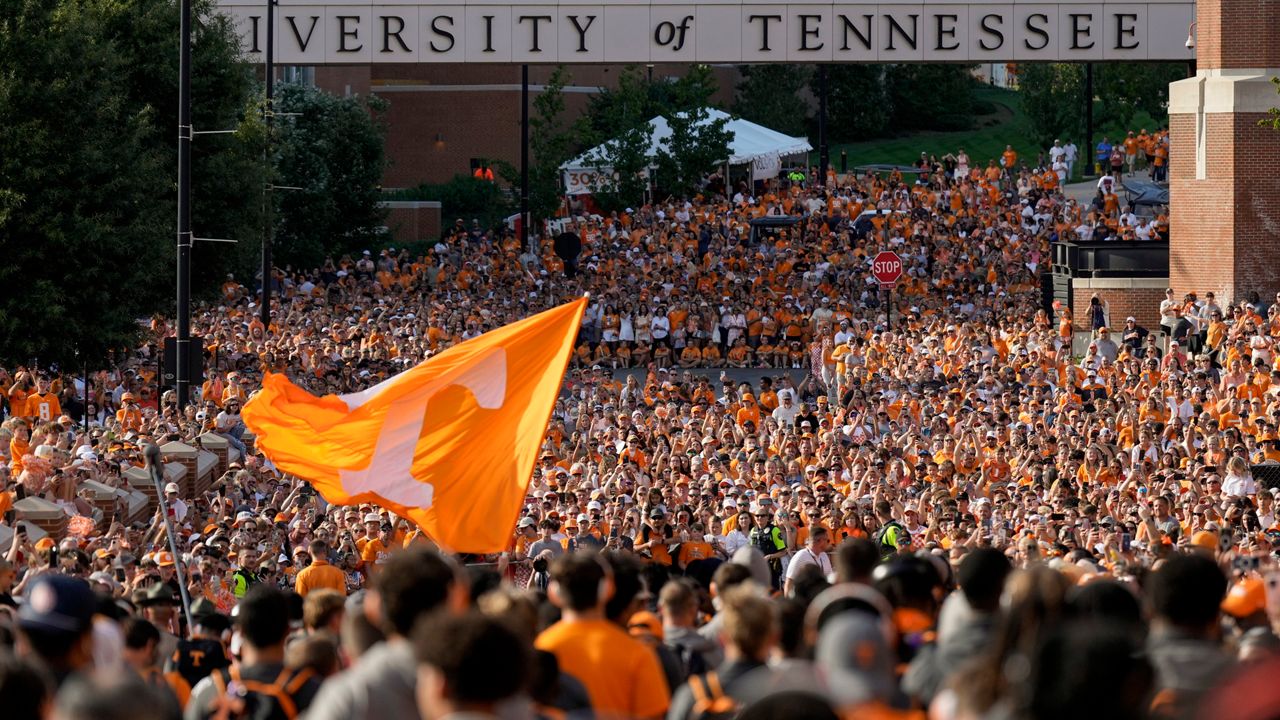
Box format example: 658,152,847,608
242,297,585,553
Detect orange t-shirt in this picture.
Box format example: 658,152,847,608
535,619,670,719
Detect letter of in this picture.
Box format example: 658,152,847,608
248,15,262,54
568,15,596,53
799,14,823,52
934,13,958,51
979,14,1004,51
748,14,782,52
885,14,919,51
838,14,873,51
382,15,410,53
337,15,362,53
518,15,553,52
1069,14,1094,50
483,15,496,53
287,15,320,53
1114,13,1138,50
1023,13,1049,50
429,15,455,53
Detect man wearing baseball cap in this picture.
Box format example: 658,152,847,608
16,574,97,688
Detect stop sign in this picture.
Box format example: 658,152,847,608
871,251,903,286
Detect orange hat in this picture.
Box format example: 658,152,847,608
35,537,55,551
155,551,176,567
564,516,578,529
627,611,663,641
274,513,288,523
1222,577,1267,618
1190,531,1219,551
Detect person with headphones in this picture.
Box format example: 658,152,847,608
535,552,670,720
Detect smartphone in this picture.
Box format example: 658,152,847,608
115,567,126,582
1264,573,1280,614
610,527,618,539
49,545,59,566
1120,533,1131,552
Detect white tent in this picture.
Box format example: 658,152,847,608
560,108,812,195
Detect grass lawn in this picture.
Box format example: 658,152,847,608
817,87,1163,180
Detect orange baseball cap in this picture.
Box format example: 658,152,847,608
627,610,663,641
1222,577,1267,618
35,537,55,551
155,551,176,567
1190,531,1219,551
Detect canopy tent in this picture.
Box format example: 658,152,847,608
561,108,812,195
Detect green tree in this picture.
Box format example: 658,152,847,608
272,84,388,269
584,123,653,212
1018,63,1086,149
495,65,574,227
1263,77,1280,130
101,0,266,295
733,65,813,138
884,64,977,132
579,65,722,146
1093,63,1185,131
824,65,891,142
654,106,733,197
0,0,171,365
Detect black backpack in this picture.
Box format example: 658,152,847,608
671,640,710,679
203,666,314,720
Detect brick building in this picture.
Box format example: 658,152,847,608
1168,0,1280,303
312,63,738,189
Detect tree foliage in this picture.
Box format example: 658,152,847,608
1263,77,1280,131
584,123,653,212
1019,62,1185,149
1019,64,1086,149
733,65,813,138
824,65,892,141
0,0,172,365
272,84,388,270
495,65,573,227
655,106,733,198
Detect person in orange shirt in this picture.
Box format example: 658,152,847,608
117,392,145,432
23,375,61,422
1001,145,1018,174
535,553,669,720
6,370,32,418
360,520,397,578
294,540,348,597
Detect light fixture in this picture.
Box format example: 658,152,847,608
1185,21,1196,49
435,133,444,143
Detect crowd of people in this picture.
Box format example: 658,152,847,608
0,132,1275,720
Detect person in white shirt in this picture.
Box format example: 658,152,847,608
772,394,799,427
1222,456,1258,497
784,527,832,597
1064,140,1079,179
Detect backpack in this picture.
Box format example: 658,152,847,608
204,666,314,720
671,639,710,679
687,671,740,720
874,521,910,559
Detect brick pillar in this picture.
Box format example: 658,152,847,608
198,433,230,476
1169,0,1280,303
161,441,198,498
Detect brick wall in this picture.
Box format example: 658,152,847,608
1195,0,1280,70
1072,286,1167,332
382,202,443,242
1171,107,1280,303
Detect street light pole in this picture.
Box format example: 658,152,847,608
176,0,193,410
818,65,829,186
261,0,275,334
521,64,531,255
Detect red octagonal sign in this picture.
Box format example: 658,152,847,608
872,250,903,286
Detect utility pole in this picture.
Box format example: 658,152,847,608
818,65,829,186
175,0,193,410
521,64,531,255
1085,63,1094,177
261,0,276,334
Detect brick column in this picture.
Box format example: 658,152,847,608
1169,0,1280,302
161,441,198,498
